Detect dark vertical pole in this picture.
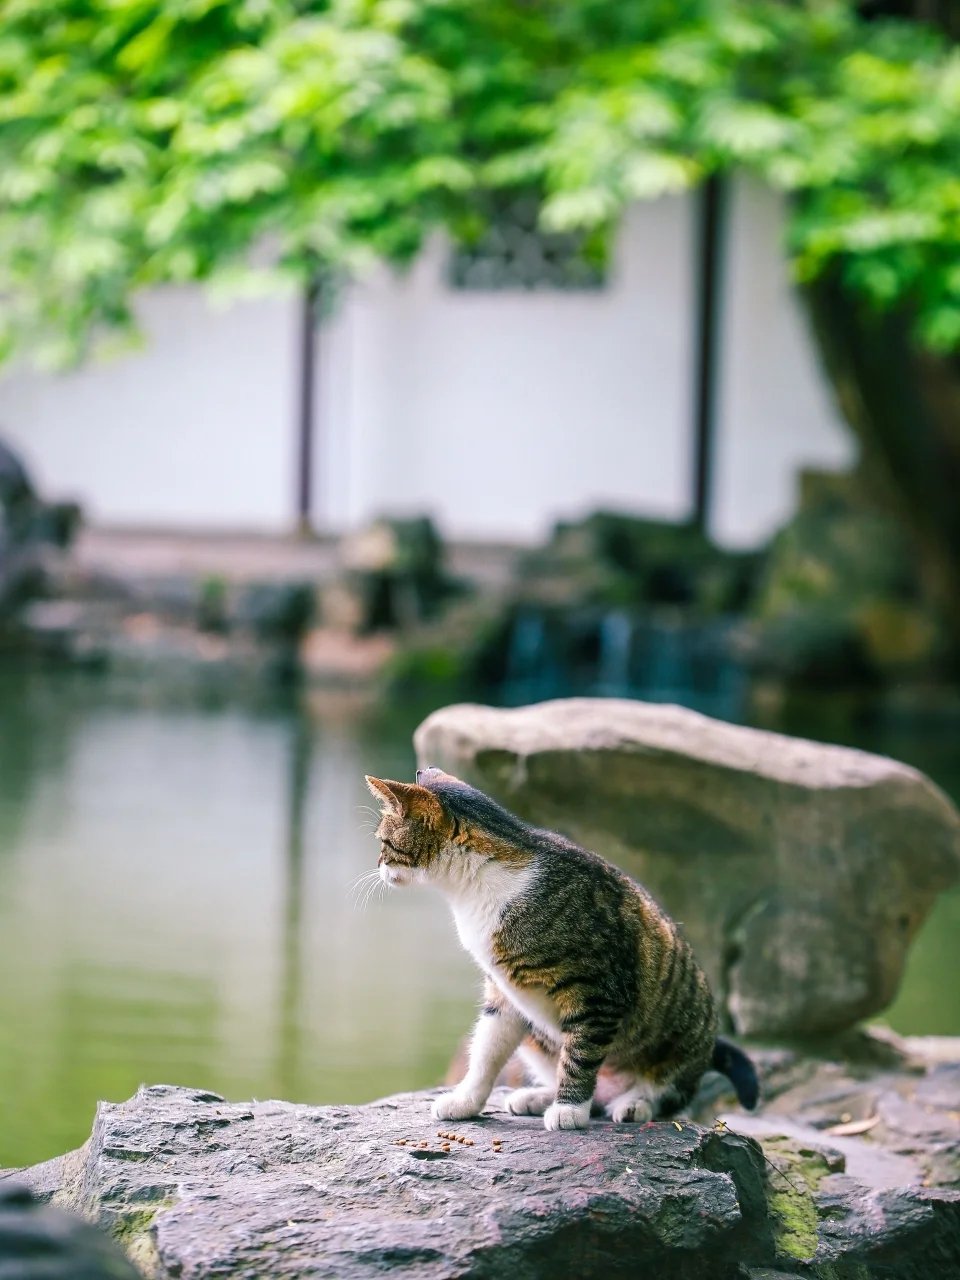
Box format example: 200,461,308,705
296,275,321,536
691,175,727,535
277,713,311,1099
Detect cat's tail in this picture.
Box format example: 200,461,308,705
712,1037,759,1110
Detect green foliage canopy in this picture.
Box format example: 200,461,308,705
1,0,958,366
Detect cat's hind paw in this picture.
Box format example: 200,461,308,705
606,1082,674,1123
506,1087,554,1116
432,1089,485,1122
543,1101,591,1131
607,1095,654,1124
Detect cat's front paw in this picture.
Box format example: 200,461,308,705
543,1101,591,1131
432,1089,485,1122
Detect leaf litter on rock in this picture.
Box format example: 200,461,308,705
825,1115,880,1137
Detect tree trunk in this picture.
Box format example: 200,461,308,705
803,268,960,656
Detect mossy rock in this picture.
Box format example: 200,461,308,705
759,1137,838,1265
749,469,950,688
519,510,762,615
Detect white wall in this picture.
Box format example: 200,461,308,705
0,182,852,547
712,179,854,545
323,198,694,541
0,288,299,529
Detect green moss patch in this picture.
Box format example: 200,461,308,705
761,1136,835,1263
111,1200,176,1279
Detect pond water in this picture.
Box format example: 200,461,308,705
0,668,957,1169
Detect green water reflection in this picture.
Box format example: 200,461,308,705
0,673,477,1169
0,669,957,1169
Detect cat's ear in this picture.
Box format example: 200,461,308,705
365,776,444,824
416,765,463,786
365,776,405,814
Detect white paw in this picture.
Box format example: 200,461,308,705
506,1087,554,1116
432,1090,485,1121
608,1097,654,1124
543,1101,591,1132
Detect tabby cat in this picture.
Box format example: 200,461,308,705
366,766,758,1132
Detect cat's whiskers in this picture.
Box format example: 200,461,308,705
365,879,385,911
350,869,384,912
356,803,384,835
349,868,380,894
364,879,386,911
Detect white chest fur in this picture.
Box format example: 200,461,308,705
447,859,527,968
444,860,560,1039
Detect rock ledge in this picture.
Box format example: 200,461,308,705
12,1033,960,1279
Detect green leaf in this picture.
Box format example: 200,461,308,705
622,153,698,199
0,0,959,364
541,187,618,232
700,101,798,159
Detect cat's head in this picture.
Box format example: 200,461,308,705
365,767,461,886
366,766,536,887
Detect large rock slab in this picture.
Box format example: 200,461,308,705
13,1034,960,1279
414,698,960,1036
22,1085,771,1280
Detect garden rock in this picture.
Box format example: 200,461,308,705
12,1033,960,1279
415,698,960,1036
